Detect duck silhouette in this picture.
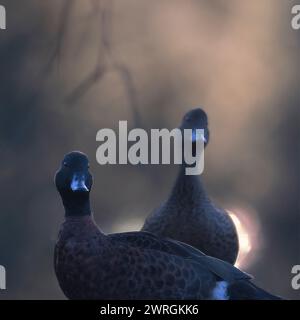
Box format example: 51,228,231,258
142,108,239,264
54,151,281,300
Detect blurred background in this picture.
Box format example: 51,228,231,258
0,0,299,299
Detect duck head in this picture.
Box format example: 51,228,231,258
180,108,209,147
55,151,93,217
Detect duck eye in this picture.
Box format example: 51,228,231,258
63,162,69,167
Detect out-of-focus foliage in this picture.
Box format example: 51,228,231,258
0,0,299,299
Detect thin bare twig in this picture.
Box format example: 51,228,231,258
65,65,106,105
44,0,75,74
47,0,142,127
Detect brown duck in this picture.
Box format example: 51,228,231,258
142,108,239,264
54,151,281,300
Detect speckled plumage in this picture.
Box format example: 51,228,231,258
142,167,239,264
55,215,282,300
54,151,282,300
55,216,219,299
142,109,239,264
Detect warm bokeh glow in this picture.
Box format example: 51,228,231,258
229,211,251,268
227,208,261,269
111,217,144,234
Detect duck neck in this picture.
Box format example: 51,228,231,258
63,211,106,241
62,193,92,218
169,164,208,204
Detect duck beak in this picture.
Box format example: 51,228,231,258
191,129,207,143
70,173,89,192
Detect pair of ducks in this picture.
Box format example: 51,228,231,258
54,109,281,300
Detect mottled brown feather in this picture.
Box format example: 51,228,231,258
142,167,239,264
55,216,247,299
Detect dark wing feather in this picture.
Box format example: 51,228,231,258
164,238,252,282
108,231,252,282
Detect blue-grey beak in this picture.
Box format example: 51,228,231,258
191,130,207,143
71,173,89,192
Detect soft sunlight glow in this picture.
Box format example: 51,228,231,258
228,211,251,268
111,217,144,233
227,208,261,269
